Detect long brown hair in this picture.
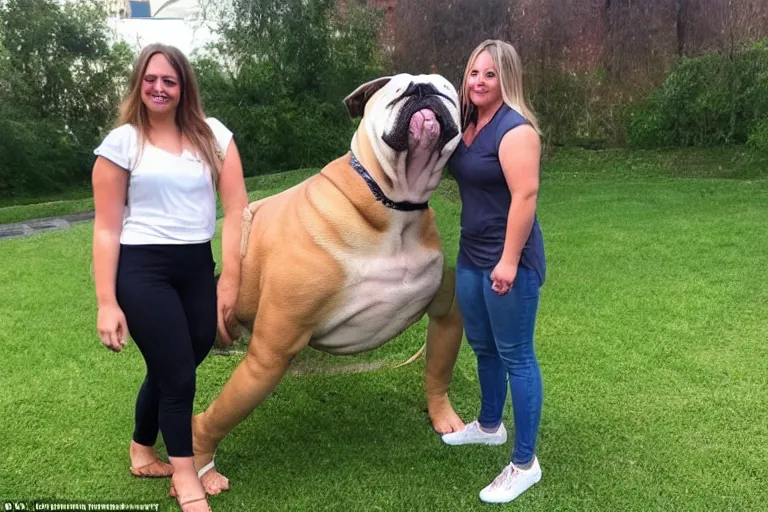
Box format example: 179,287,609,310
459,39,541,134
116,43,223,182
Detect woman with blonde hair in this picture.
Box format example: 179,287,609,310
440,39,546,504
91,43,248,511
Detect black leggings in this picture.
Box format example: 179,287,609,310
116,242,217,457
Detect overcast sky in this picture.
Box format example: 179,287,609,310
107,17,219,57
59,0,222,57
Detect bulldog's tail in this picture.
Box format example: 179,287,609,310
393,342,426,368
213,204,257,350
240,204,256,258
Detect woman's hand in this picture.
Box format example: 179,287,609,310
490,260,518,295
92,156,129,353
216,274,239,347
97,302,128,352
216,136,248,348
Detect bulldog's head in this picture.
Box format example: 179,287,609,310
344,73,461,205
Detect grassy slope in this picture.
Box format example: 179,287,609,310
2,146,766,224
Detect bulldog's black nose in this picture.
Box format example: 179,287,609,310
387,82,456,107
404,82,439,99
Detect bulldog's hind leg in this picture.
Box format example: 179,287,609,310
192,303,313,495
424,267,465,435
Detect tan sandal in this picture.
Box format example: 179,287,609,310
170,481,211,512
177,496,211,512
129,459,174,478
168,480,208,498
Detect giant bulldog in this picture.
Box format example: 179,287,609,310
192,73,467,494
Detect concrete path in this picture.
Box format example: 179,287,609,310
0,211,95,241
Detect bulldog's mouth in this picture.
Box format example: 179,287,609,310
382,93,458,154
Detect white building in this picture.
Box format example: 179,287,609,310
150,0,204,19
102,0,221,58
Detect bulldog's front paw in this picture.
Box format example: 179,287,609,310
428,395,465,435
200,466,230,496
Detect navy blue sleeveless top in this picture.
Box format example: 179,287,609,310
447,104,546,286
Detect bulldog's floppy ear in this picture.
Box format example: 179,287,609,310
343,76,392,118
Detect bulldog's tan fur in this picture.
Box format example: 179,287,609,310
192,73,466,494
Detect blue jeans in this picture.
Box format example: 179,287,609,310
456,261,543,465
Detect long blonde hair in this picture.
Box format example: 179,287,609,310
459,39,541,134
116,43,223,182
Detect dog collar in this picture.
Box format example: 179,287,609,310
350,152,429,212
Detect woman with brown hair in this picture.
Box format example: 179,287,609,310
91,43,248,511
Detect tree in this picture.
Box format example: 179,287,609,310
192,0,387,174
0,0,134,195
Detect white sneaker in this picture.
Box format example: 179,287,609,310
441,420,507,446
479,456,542,503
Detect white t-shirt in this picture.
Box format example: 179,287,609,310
93,118,233,245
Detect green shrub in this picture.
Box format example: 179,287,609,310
194,0,384,175
0,0,133,198
530,68,633,149
747,118,768,152
627,45,768,148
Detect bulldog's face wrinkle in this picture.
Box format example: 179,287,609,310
385,81,457,109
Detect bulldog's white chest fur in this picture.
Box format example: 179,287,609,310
310,215,444,355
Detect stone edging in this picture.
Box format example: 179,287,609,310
0,211,95,241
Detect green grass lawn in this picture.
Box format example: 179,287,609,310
0,171,319,224
1,148,767,511
3,145,767,225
